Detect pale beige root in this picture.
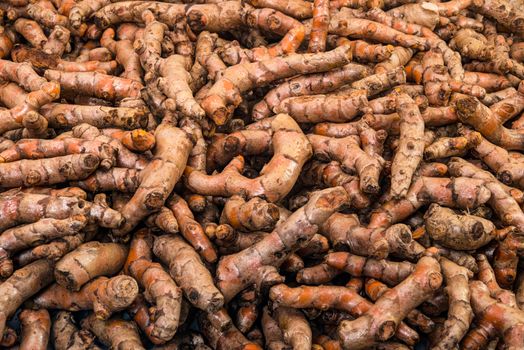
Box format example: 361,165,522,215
54,241,128,291
185,114,312,202
81,314,145,350
42,25,71,56
308,133,385,193
124,230,182,343
274,89,369,123
308,0,330,53
67,0,109,29
351,67,406,97
0,259,54,338
44,70,143,101
329,8,430,50
431,258,473,350
200,44,352,125
19,308,51,350
469,280,524,349
100,28,142,82
153,235,224,313
252,63,371,120
369,176,492,229
0,191,123,232
93,1,185,29
113,118,194,236
13,19,47,48
53,311,101,350
220,195,280,232
424,132,482,160
274,307,312,350
0,215,87,278
34,275,138,320
216,187,348,302
261,307,290,350
166,194,217,263
246,0,312,19
337,249,442,350
375,47,414,74
390,93,425,198
0,153,101,189
448,157,524,232
325,251,415,286
387,2,440,29
301,161,370,209
472,0,524,33
269,284,419,345
40,103,147,130
136,11,204,120
424,204,509,250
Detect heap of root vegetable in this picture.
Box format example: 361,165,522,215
1,0,524,349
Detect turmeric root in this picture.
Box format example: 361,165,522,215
0,259,54,338
261,307,290,350
337,249,442,349
186,114,312,202
124,230,182,343
52,311,101,350
220,195,280,232
325,251,415,286
54,241,128,291
469,280,524,350
390,93,425,198
216,187,347,301
274,307,312,350
0,215,86,278
19,309,51,350
153,235,224,313
34,275,139,319
270,284,419,345
114,118,194,235
424,204,509,250
81,314,145,350
308,0,329,53
200,45,351,125
166,194,217,263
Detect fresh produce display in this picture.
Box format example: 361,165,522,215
0,0,523,349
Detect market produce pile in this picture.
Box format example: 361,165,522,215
0,0,524,349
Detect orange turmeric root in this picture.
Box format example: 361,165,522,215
220,195,280,232
81,314,145,350
337,249,442,350
19,309,51,350
34,275,138,319
124,229,182,343
216,187,348,302
52,311,100,350
274,306,312,350
308,0,330,53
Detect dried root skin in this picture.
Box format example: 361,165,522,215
125,230,182,343
274,307,312,350
186,114,312,202
81,314,145,350
19,308,51,350
34,275,139,319
390,93,424,198
424,204,501,250
0,215,86,278
337,249,442,350
0,259,54,338
114,119,194,235
54,241,128,291
220,195,280,232
53,311,101,350
153,235,224,313
216,187,348,302
325,251,415,286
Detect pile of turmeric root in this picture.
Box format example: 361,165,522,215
0,0,524,349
